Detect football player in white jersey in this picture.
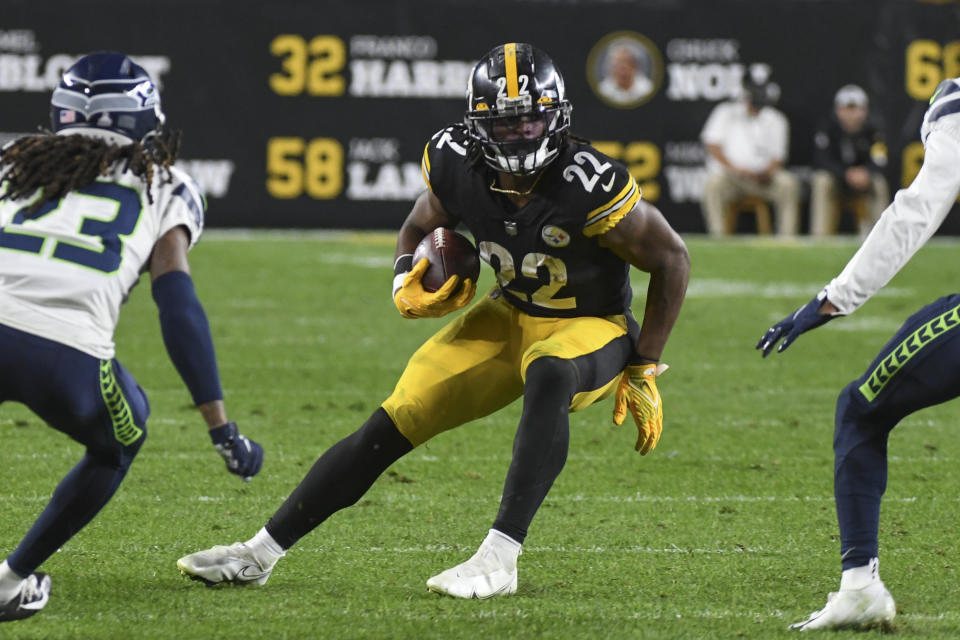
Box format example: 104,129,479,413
0,52,263,623
758,78,960,631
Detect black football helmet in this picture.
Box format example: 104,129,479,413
464,43,572,175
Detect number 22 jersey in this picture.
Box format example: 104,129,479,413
0,135,205,359
421,124,641,318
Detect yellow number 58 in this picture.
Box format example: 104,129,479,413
266,137,343,199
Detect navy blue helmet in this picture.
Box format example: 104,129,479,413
50,52,165,142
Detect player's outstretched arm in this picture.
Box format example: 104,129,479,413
603,200,690,363
602,201,690,454
759,117,960,357
149,226,263,480
392,190,474,318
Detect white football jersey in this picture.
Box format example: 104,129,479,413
0,134,205,359
921,77,960,144
825,78,960,314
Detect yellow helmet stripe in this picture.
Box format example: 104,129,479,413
420,141,433,192
504,43,519,98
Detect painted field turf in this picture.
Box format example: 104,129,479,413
2,233,959,639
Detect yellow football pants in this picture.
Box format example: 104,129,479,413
382,291,634,446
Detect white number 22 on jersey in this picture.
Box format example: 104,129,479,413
561,151,612,193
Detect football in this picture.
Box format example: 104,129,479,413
412,227,481,293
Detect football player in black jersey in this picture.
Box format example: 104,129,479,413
178,42,689,599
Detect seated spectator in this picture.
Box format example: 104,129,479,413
700,77,800,236
810,84,890,237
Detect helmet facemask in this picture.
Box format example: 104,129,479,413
464,43,572,176
466,99,571,175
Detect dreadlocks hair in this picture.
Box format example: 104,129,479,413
0,127,181,213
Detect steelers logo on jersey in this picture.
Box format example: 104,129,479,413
541,225,571,247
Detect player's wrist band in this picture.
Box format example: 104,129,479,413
392,273,407,297
393,254,414,297
209,421,239,446
627,353,660,366
394,254,413,275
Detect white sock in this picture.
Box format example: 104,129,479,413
246,527,286,568
840,557,880,591
0,560,26,602
485,529,522,563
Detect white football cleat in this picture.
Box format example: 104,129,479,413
427,530,521,599
177,542,275,586
790,581,895,631
0,573,51,623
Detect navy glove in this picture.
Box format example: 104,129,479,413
757,291,839,357
209,422,263,480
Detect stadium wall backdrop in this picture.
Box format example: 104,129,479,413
2,0,958,232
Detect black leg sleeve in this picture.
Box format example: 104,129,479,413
492,357,578,544
265,408,412,549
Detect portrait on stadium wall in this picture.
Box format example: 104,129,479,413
587,31,662,108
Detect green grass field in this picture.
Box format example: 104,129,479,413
3,232,960,639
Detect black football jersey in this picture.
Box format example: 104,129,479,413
420,125,639,318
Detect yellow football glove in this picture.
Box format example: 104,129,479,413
612,362,669,455
392,258,476,319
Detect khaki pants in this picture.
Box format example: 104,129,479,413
809,169,890,238
701,169,801,237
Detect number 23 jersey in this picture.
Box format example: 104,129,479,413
421,125,640,318
0,159,205,359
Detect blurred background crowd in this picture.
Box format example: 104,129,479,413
2,0,957,235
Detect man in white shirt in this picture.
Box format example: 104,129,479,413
700,78,800,236
757,78,960,631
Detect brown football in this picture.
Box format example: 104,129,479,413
412,228,481,293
